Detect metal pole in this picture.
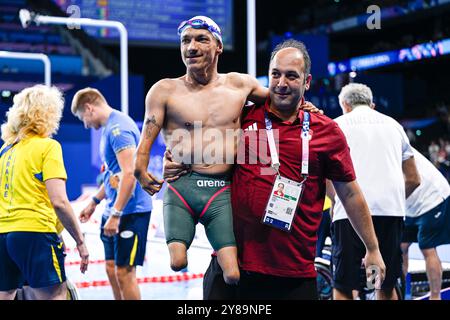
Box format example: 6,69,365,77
247,0,256,77
0,51,51,86
33,14,129,114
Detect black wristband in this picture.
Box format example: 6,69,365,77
92,196,101,205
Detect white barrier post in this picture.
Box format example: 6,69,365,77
0,50,51,86
20,9,129,115
247,0,256,78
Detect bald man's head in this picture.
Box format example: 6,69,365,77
270,39,311,76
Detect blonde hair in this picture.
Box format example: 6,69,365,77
1,85,64,144
71,87,107,115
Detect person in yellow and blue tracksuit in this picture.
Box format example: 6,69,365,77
0,85,89,300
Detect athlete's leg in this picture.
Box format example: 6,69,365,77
101,216,122,300
203,255,238,300
116,265,140,300
216,246,240,285
421,247,442,300
105,260,122,300
201,186,239,285
164,184,196,271
401,217,418,279
27,282,68,300
376,287,398,300
400,242,411,278
168,242,189,271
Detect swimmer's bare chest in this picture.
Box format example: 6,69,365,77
161,80,249,175
163,83,247,133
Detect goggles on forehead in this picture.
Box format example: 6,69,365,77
177,18,222,41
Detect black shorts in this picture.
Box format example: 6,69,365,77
237,271,318,300
203,256,317,300
203,255,237,300
331,216,403,292
100,211,151,266
316,208,331,257
0,232,66,291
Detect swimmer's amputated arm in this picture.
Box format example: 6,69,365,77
134,80,170,195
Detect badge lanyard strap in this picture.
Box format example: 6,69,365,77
0,142,18,159
300,112,310,178
264,114,280,174
265,111,310,179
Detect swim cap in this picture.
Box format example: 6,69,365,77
177,15,223,45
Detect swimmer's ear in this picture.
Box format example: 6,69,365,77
217,41,224,54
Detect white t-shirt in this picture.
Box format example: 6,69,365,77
332,105,414,222
406,148,450,218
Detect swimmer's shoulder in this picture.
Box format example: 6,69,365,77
146,78,182,100
149,78,181,92
224,72,258,89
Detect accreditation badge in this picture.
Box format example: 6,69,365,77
262,175,304,232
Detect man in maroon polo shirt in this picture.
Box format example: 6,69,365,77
231,97,361,298
165,39,385,300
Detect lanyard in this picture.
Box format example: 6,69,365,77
264,111,310,178
0,143,17,159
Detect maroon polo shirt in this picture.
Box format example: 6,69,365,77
231,98,356,278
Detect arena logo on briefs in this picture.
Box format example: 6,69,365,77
196,180,226,188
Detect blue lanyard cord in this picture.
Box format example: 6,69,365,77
0,143,17,159
264,113,273,130
302,112,310,135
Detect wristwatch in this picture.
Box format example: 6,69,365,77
111,207,123,218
